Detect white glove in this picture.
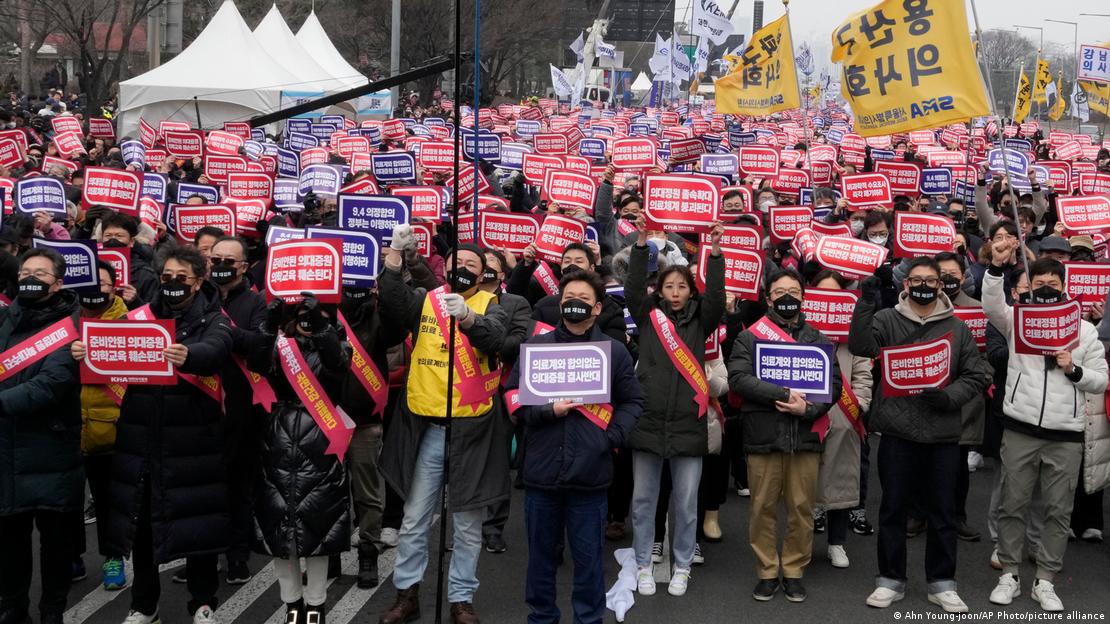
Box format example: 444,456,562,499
390,224,416,252
442,293,471,320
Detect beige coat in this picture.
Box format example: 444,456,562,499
817,343,873,510
1084,386,1110,495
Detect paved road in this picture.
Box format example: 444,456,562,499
57,452,1110,623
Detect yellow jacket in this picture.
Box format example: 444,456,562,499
80,296,129,455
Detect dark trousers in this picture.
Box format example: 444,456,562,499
956,445,971,523
653,461,672,542
130,483,219,616
221,405,261,564
1071,455,1105,533
607,449,633,523
71,454,119,559
381,392,405,531
0,511,71,617
877,436,959,589
856,433,872,510
827,508,850,546
525,488,607,624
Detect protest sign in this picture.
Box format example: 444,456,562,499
173,205,236,244
371,152,417,184
753,341,835,403
669,138,706,163
696,246,763,300
987,148,1031,179
522,153,566,185
87,118,114,139
1065,262,1110,309
952,307,988,351
298,164,343,198
226,173,274,202
416,141,454,171
611,138,658,170
841,173,892,206
768,205,814,243
737,145,780,177
32,239,98,291
479,211,542,256
305,227,380,287
1056,195,1110,232
532,214,586,263
203,154,247,183
15,177,66,215
51,116,82,135
642,174,720,233
175,182,219,205
265,239,343,303
518,341,611,405
701,153,739,177
880,333,952,396
163,130,204,158
0,139,23,169
97,247,130,287
391,186,445,220
337,194,411,247
700,223,762,252
205,130,244,156
52,131,86,158
82,167,141,213
801,288,859,342
814,236,889,278
80,319,176,385
542,170,597,212
892,212,956,258
1013,301,1082,356
771,169,810,197
534,133,569,155
223,198,268,237
921,167,953,195
874,161,922,195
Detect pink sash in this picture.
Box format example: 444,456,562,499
648,308,708,418
276,334,354,461
427,287,500,411
337,310,389,418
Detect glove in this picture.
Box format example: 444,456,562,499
299,293,328,333
918,388,954,411
441,292,471,321
263,299,284,334
859,276,883,303
84,205,114,224
875,263,893,285
391,224,416,252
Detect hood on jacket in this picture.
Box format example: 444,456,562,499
894,290,954,325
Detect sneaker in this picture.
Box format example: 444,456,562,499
380,528,400,548
605,521,626,541
1081,528,1104,543
1067,528,1076,542
737,486,751,497
102,558,126,591
667,567,690,596
850,509,874,536
192,605,217,624
650,542,664,564
968,451,984,472
752,578,779,601
990,548,1002,570
1032,580,1064,612
928,590,969,613
691,543,704,566
866,587,904,608
172,569,188,584
906,517,926,538
226,560,251,585
989,573,1020,605
813,509,826,534
957,521,982,542
122,611,160,624
84,499,97,524
483,533,507,554
827,545,849,568
783,578,807,603
636,566,656,596
72,558,87,582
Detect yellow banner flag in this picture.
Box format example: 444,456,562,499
1013,70,1031,123
829,0,989,136
1081,80,1110,115
1032,59,1051,103
1049,75,1066,121
714,14,799,115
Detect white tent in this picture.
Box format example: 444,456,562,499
253,5,344,97
630,72,653,92
296,11,368,91
116,0,307,137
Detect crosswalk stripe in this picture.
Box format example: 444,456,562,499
328,547,398,624
261,551,358,624
213,561,276,622
65,558,186,624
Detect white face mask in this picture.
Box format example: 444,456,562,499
758,199,775,213
868,234,888,245
850,220,865,236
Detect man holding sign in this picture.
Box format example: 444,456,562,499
505,270,642,624
981,246,1107,613
849,257,989,613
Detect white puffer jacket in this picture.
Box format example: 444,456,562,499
982,271,1108,433
1085,389,1110,494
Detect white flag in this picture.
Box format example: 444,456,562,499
1045,79,1058,109
596,38,617,60
571,66,586,109
797,43,814,76
1071,81,1090,122
671,31,692,84
649,33,671,80
695,37,710,73
569,32,585,63
550,64,573,97
692,0,735,45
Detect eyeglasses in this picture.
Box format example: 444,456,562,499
209,257,242,267
160,273,197,284
17,269,56,280
770,288,803,298
906,277,940,288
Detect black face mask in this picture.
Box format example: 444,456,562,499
209,266,237,285
1031,285,1062,304
772,294,801,319
480,268,498,284
160,282,191,308
561,264,585,279
17,276,50,302
102,239,128,249
956,245,967,257
620,213,637,221
448,267,478,292
343,287,371,302
941,275,962,299
79,291,109,310
561,298,592,323
908,284,938,306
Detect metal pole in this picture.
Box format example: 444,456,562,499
780,1,809,172
193,96,201,129
472,0,481,231
390,0,401,105
1046,20,1079,120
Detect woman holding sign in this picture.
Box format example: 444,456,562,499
624,215,725,598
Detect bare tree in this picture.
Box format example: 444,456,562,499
977,30,1037,113
0,0,58,95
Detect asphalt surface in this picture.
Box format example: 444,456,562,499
51,447,1110,623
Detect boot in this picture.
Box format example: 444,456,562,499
450,601,480,624
358,544,380,589
378,585,420,624
304,604,325,624
702,510,722,542
285,599,305,624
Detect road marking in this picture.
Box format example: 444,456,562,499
328,547,398,624
65,558,186,624
213,560,276,622
261,551,358,624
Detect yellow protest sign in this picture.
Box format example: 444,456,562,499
1013,70,1031,123
715,14,800,115
829,0,990,136
1033,59,1051,103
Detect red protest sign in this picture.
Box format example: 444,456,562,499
173,204,236,244
223,122,251,139
562,155,592,176
1057,195,1110,232
1065,262,1110,309
391,186,444,220
768,205,814,243
0,130,28,158
814,236,889,278
410,222,434,256
82,167,142,214
700,223,762,251
224,198,268,237
51,116,82,135
88,118,115,139
668,138,705,163
771,169,810,197
266,239,343,303
340,177,381,196
952,307,988,351
42,155,78,176
696,246,763,300
478,211,541,256
892,212,956,258
874,161,922,196
226,172,274,203
1013,301,1082,356
542,169,597,212
203,155,248,183
810,161,834,185
532,214,586,263
336,136,371,160
139,197,162,229
382,119,406,141
533,133,569,155
842,173,892,207
611,138,658,170
522,153,565,186
97,247,131,287
642,174,720,233
811,220,854,238
0,139,23,169
737,146,780,177
53,131,86,158
299,147,329,168
205,130,245,156
1079,174,1110,195
880,332,952,396
80,319,177,385
163,130,204,158
791,227,820,261
446,163,492,202
139,118,157,148
801,288,860,342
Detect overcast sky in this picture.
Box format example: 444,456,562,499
675,0,1109,72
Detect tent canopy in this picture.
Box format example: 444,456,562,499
296,10,368,90
253,5,342,96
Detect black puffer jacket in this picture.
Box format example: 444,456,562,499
0,290,83,515
248,325,351,558
105,283,234,563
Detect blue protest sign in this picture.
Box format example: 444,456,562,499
700,153,738,177
461,128,502,163
176,182,219,204
869,149,896,161
310,123,338,143
273,179,301,212
141,173,167,204
753,340,835,403
15,177,66,214
515,120,540,137
579,138,606,160
276,148,300,179
32,239,98,291
409,125,432,137
500,143,533,171
251,128,266,142
630,123,653,136
518,341,611,405
320,115,346,129
988,148,1030,178
287,118,311,135
121,140,146,168
287,132,319,152
826,129,844,144
590,126,614,136
585,224,599,243
243,140,264,161
424,118,446,127
370,152,417,184
336,194,411,247
265,225,305,246
358,126,383,145
952,180,975,204
306,226,380,287
703,134,723,152
298,164,343,198
604,284,637,334
1001,138,1033,152
261,142,279,157
920,168,953,195
729,130,757,146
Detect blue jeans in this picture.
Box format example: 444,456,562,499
630,452,702,568
392,425,484,603
524,488,607,624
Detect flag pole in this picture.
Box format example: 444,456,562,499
781,0,811,173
